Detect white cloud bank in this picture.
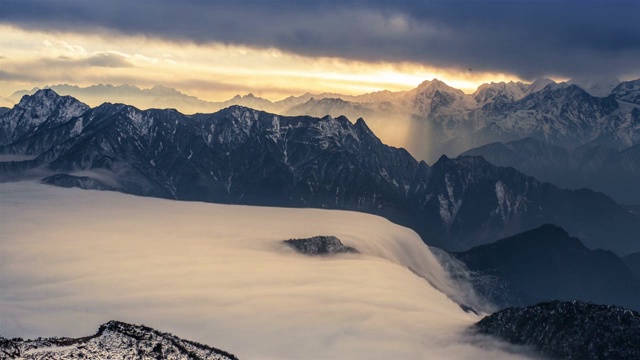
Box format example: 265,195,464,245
0,182,538,359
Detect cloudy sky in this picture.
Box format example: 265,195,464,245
0,0,639,101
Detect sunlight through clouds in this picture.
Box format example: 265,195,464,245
0,25,522,101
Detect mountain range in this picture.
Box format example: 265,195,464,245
462,137,640,204
6,78,640,164
1,89,639,255
3,87,640,355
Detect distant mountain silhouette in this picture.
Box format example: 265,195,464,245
454,224,640,310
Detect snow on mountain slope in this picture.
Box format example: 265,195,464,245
612,79,640,105
473,82,529,107
525,78,557,95
569,76,620,97
2,320,238,360
0,89,89,146
404,79,476,119
5,90,640,255
0,181,534,360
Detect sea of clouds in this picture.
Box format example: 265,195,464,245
0,181,538,359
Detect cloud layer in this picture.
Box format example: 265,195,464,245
0,181,536,359
1,0,639,80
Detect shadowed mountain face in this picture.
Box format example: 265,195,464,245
475,301,640,360
454,225,640,311
0,320,237,360
2,90,640,254
624,252,640,278
0,89,89,149
462,137,640,204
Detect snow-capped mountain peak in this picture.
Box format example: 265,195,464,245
0,89,89,146
473,81,529,106
568,76,621,97
526,78,557,94
612,79,640,105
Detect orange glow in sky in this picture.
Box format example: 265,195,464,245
0,25,524,101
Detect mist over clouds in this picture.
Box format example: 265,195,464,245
1,0,639,80
0,182,537,359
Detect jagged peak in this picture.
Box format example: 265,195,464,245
520,82,593,101
418,78,445,87
431,154,497,172
17,89,88,110
334,114,350,123
46,83,81,90
225,104,256,112
354,117,368,128
24,88,60,100
436,154,451,163
353,117,380,141
148,84,183,96
221,105,266,122
525,77,557,94
612,78,640,92
416,78,458,92
308,97,349,105
474,80,527,93
541,83,605,100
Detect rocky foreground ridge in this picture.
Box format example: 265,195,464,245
0,320,237,360
475,301,640,360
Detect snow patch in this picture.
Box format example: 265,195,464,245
70,118,83,136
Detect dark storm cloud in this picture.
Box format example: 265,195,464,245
1,0,639,80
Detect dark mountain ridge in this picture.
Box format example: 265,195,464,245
2,90,639,254
462,137,640,204
475,301,640,360
0,320,237,360
8,78,640,164
454,224,640,311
